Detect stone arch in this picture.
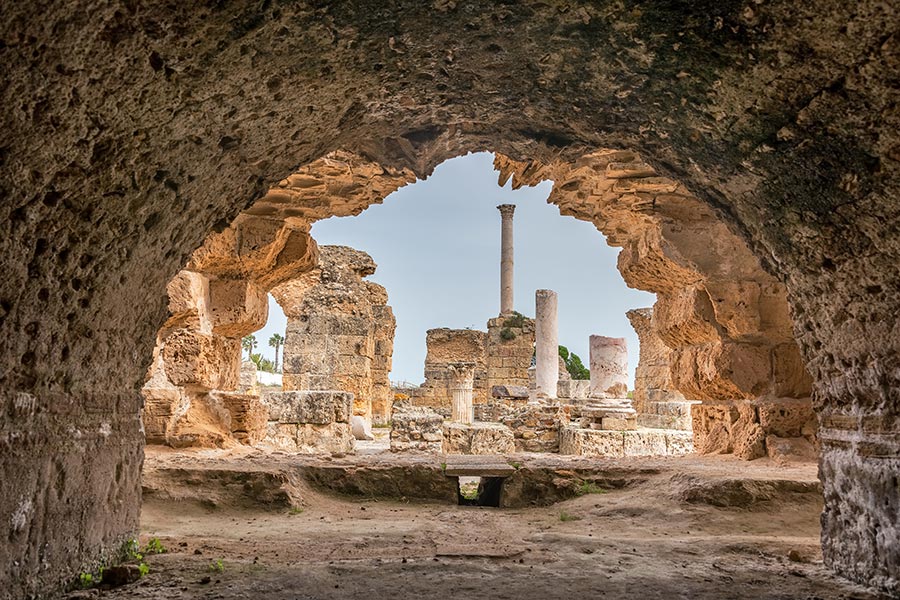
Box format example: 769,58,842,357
2,2,897,596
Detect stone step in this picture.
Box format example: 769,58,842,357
637,413,692,431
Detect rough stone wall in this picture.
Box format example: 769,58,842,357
262,390,354,454
3,1,898,594
370,304,396,425
411,328,488,412
626,308,682,414
485,316,535,394
390,403,444,453
271,246,394,425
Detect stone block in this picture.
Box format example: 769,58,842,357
442,422,515,455
160,330,240,391
208,278,268,337
766,435,817,464
491,385,529,399
623,430,667,456
263,390,353,425
264,422,354,454
210,390,268,445
756,398,815,438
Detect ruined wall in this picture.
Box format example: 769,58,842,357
271,246,394,424
142,217,318,447
485,315,535,394
495,152,815,460
2,1,898,595
411,328,488,412
370,304,396,426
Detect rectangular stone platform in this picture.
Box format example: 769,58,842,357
636,400,700,431
559,424,693,458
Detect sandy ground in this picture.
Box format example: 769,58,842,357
87,450,884,600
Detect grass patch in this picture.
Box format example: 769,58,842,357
288,507,304,515
209,559,225,573
559,511,582,522
575,482,607,496
459,481,479,500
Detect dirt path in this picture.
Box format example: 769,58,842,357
85,451,884,599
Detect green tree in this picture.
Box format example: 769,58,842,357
241,334,257,362
250,353,275,373
559,345,590,380
268,333,284,373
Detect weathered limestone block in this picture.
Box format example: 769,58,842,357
141,386,188,445
766,435,817,464
756,398,816,438
351,415,375,441
208,278,268,337
474,398,530,422
500,406,565,453
491,385,529,399
238,361,259,395
653,287,720,347
188,215,319,289
159,330,240,391
263,390,352,425
210,390,268,445
265,422,354,454
670,341,770,402
390,404,444,453
560,425,693,457
163,270,211,333
442,422,515,455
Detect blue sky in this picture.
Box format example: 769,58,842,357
251,152,655,386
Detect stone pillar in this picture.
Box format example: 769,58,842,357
448,362,476,424
534,289,559,401
497,204,516,315
589,335,629,399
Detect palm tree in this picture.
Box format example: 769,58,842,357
268,333,284,373
241,334,257,362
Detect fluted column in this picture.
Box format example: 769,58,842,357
448,362,476,424
534,289,559,401
497,204,516,316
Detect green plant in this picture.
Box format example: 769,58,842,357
509,461,522,470
288,507,304,515
79,572,95,588
503,311,527,328
144,537,167,555
575,482,606,496
559,511,582,522
123,538,143,562
209,559,225,573
559,345,590,380
138,562,150,577
459,481,479,500
500,327,516,341
440,462,447,472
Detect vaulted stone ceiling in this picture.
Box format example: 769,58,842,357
1,1,897,596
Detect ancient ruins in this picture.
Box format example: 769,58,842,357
2,2,898,598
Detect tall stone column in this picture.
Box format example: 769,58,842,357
497,204,516,316
448,362,476,424
589,335,629,399
534,289,559,401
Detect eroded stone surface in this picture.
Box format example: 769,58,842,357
2,1,898,595
442,422,515,455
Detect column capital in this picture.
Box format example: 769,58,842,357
497,204,516,218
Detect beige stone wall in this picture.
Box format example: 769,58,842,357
271,246,395,424
411,328,488,412
485,315,535,394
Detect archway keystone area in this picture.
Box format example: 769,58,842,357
1,1,898,597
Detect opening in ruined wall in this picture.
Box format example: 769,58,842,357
142,146,814,464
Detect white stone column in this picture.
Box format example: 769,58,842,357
589,335,629,399
497,204,516,316
534,289,559,401
448,362,476,424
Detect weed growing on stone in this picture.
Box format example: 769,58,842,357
559,511,582,522
209,559,225,573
